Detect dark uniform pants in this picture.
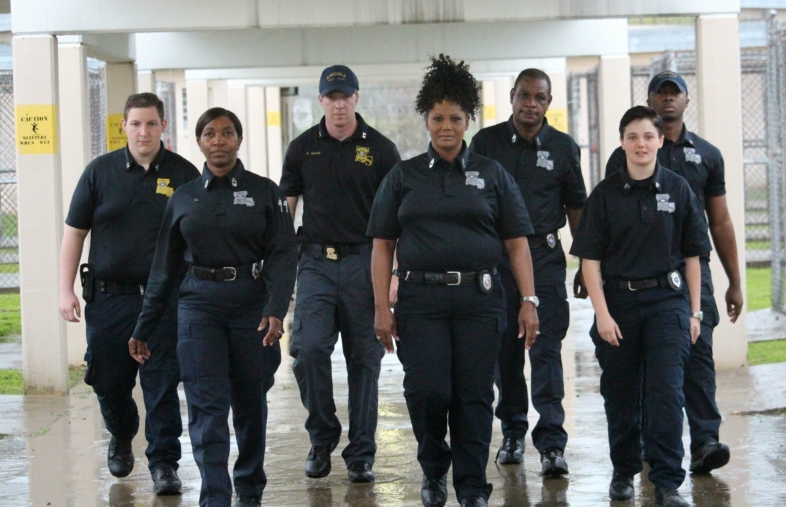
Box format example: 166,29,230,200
84,290,182,473
683,258,722,450
395,276,505,502
290,246,384,466
177,276,281,507
495,243,570,452
591,284,691,489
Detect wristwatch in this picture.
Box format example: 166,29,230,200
521,296,539,307
691,311,703,321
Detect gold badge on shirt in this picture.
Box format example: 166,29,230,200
355,146,373,166
156,178,174,197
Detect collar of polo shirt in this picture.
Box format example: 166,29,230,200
427,140,470,171
318,112,369,141
124,140,167,172
618,162,665,194
506,115,552,148
201,159,247,191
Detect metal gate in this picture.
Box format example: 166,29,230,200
0,70,18,290
567,70,601,189
767,20,786,312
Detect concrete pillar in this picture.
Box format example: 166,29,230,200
228,85,249,164
104,62,136,154
185,79,209,167
696,14,747,369
13,35,68,395
137,70,155,94
57,44,91,368
546,70,575,253
209,79,229,109
481,79,513,128
598,55,631,174
265,86,283,184
246,86,268,177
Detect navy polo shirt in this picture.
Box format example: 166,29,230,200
280,113,401,245
469,116,587,235
367,142,534,272
605,124,725,215
570,164,711,281
65,142,200,284
133,160,298,341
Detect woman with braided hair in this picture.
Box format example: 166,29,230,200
367,54,539,507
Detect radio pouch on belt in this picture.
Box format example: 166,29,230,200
80,263,94,303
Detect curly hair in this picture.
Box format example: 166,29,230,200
415,54,481,120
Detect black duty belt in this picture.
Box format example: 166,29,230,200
396,268,498,285
604,271,683,292
95,279,145,295
528,230,560,250
302,242,373,261
187,263,261,282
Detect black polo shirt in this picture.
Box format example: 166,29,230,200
280,113,401,245
367,142,533,272
65,142,200,284
469,116,587,234
133,161,298,341
604,124,725,215
570,164,711,281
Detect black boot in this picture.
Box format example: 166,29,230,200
655,487,689,507
420,473,448,507
151,467,182,495
107,436,134,478
609,473,634,501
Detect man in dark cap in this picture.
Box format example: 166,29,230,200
280,65,401,483
605,70,743,475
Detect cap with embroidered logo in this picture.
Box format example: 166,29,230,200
648,70,688,95
319,65,359,97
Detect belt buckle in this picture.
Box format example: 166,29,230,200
325,246,339,261
447,271,461,286
627,281,638,292
252,263,261,280
223,267,237,281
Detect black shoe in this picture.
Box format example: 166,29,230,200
347,460,375,483
460,496,488,507
690,441,730,474
420,473,448,507
540,448,569,477
655,487,689,507
609,473,634,501
495,437,524,465
152,467,182,495
306,444,334,478
234,495,262,507
107,436,134,478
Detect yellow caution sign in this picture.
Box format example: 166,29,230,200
267,111,281,127
482,105,497,122
106,113,127,152
545,108,568,133
15,105,57,155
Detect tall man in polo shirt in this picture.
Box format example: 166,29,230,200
59,93,199,494
605,71,743,474
280,65,401,483
470,68,587,477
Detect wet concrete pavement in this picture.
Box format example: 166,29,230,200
1,288,786,506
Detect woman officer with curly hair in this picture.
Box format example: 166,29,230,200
367,55,540,507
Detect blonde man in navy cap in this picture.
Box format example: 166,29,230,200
280,65,401,483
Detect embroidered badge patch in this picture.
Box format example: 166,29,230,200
656,193,675,213
355,146,373,166
536,151,554,171
233,191,255,207
465,171,485,189
156,178,173,197
684,147,702,164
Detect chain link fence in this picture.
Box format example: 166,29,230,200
88,62,107,160
0,70,18,290
567,70,600,189
767,20,786,312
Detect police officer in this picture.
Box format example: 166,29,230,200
369,54,539,507
59,93,198,494
131,108,297,507
469,68,587,475
280,65,401,483
605,71,743,474
571,106,710,507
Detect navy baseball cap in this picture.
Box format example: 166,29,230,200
319,65,359,96
648,70,688,94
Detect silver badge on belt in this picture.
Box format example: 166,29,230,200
668,270,682,290
546,233,557,249
482,273,492,291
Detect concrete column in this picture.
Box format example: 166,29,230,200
137,70,155,94
13,35,68,395
185,79,209,167
57,44,91,368
209,79,229,109
104,62,136,153
597,55,631,173
265,86,283,184
546,70,575,252
494,77,514,124
481,80,497,129
228,85,249,164
246,86,268,177
696,14,747,369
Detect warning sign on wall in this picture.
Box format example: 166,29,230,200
106,113,127,152
545,108,568,133
15,105,58,155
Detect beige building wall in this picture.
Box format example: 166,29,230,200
246,86,269,177
265,87,283,185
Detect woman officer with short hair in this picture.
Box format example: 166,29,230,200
368,54,539,507
570,106,709,507
130,107,297,507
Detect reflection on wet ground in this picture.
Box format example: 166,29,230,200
1,289,786,506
